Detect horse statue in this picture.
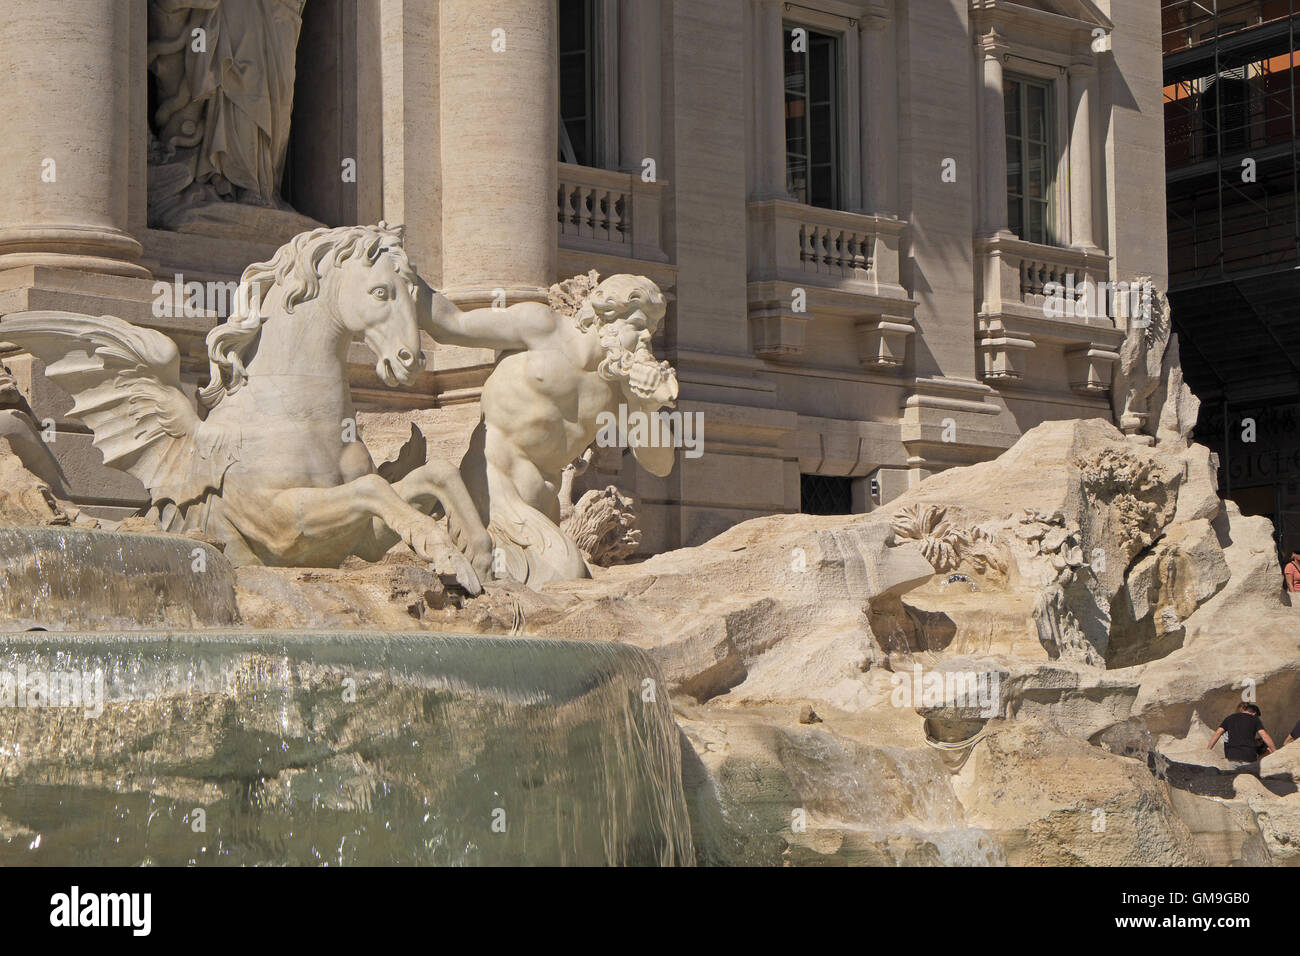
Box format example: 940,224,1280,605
0,222,492,593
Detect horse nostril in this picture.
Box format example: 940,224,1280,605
397,348,414,366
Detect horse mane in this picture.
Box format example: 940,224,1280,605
198,221,416,412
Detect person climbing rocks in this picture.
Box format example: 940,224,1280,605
1285,550,1300,593
1208,701,1276,765
1247,704,1274,758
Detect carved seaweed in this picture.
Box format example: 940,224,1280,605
562,485,641,566
548,270,602,317
891,503,1006,575
1075,448,1170,549
891,504,962,573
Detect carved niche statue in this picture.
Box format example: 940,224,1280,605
147,0,321,238
1110,276,1199,449
0,223,489,594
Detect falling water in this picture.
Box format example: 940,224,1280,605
0,631,695,866
0,526,238,631
778,732,1004,866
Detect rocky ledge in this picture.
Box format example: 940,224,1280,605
217,418,1300,865
4,415,1296,865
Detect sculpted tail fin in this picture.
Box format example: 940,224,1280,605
488,488,590,588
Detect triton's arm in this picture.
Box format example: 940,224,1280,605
630,438,676,478
415,278,554,352
625,363,680,478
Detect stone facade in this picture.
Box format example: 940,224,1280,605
0,0,1168,555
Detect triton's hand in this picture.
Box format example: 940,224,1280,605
628,361,678,407
627,362,661,398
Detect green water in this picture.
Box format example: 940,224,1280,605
0,526,238,631
0,631,694,866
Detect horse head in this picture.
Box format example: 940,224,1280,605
199,222,424,410
328,229,424,388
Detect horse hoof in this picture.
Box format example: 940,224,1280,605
432,557,482,597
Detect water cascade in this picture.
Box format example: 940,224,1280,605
0,527,238,631
0,631,694,866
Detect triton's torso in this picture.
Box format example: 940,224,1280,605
482,339,617,474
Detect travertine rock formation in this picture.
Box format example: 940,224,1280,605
0,373,1293,863
0,438,66,527
245,412,1294,866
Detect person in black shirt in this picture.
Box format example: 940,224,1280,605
1281,713,1300,749
1208,702,1276,764
1246,703,1273,757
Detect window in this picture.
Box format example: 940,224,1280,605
559,0,601,167
801,474,853,515
784,24,841,209
1005,75,1055,245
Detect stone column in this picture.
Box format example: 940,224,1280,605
440,0,556,305
619,0,661,173
860,12,898,218
978,31,1012,238
1068,58,1101,252
0,0,147,277
751,1,790,201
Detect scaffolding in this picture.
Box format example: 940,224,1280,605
1162,1,1300,412
1164,0,1299,283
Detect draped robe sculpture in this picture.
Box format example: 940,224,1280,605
147,0,320,237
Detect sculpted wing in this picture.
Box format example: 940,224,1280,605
0,311,236,507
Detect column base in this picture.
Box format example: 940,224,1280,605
0,225,149,279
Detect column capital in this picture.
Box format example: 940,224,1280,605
1068,56,1098,77
859,1,892,31
977,29,1009,58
